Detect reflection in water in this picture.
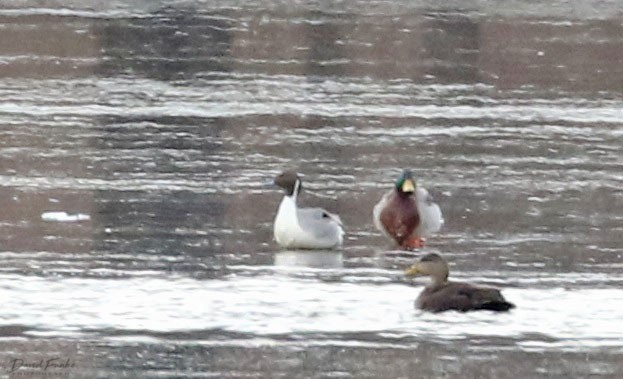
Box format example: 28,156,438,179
422,13,481,83
98,9,233,80
1,1,623,378
274,250,344,268
304,11,349,77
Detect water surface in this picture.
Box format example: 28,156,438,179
0,0,622,377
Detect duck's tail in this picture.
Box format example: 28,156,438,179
479,300,515,312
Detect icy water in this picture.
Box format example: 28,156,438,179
1,0,623,378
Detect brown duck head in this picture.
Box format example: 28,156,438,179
404,253,449,285
274,171,302,197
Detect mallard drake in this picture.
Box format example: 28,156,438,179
404,253,515,312
373,170,443,249
273,171,344,249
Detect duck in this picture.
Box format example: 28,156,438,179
404,253,515,313
373,169,443,249
273,171,344,249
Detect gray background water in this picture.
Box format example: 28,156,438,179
0,0,622,378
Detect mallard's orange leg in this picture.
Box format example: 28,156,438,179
403,236,426,249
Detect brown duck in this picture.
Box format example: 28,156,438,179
404,253,515,313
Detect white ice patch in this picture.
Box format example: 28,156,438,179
2,272,623,351
41,211,90,222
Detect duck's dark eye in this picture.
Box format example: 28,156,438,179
322,212,329,218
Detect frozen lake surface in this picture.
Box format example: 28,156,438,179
0,0,622,377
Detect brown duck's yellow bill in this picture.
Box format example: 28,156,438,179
404,264,421,276
402,179,415,193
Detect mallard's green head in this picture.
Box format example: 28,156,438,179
395,169,416,194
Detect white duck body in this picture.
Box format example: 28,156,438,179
273,172,344,250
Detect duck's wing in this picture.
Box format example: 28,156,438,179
419,283,514,312
297,207,344,239
414,187,444,237
372,189,394,235
458,283,515,312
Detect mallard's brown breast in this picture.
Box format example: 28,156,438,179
379,194,420,246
